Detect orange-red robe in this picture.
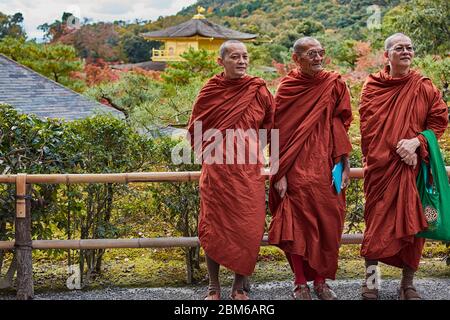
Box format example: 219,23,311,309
359,66,448,270
268,69,353,280
188,73,275,276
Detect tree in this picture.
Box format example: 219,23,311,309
62,115,154,282
333,39,360,68
78,59,121,87
0,12,26,39
275,18,325,50
40,13,123,62
131,79,204,131
295,18,325,36
57,23,122,62
0,37,85,92
38,12,75,42
267,44,290,64
121,34,160,63
276,29,303,51
316,33,368,69
382,0,450,55
0,105,70,288
0,104,166,288
148,137,201,283
85,71,161,120
246,43,274,66
162,48,220,85
413,55,450,100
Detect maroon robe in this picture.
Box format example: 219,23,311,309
359,66,448,270
268,69,353,280
188,73,275,275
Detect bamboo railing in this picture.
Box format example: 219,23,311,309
1,167,449,299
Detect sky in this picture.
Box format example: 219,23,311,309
0,0,198,40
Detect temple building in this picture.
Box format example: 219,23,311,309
142,7,257,62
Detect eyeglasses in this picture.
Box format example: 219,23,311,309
304,49,325,58
390,45,414,53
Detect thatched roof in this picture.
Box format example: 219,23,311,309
142,18,257,40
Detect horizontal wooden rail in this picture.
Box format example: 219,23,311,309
0,234,364,250
0,172,202,184
1,167,449,184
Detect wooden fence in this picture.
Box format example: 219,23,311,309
0,167,448,299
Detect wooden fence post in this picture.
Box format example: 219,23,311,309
15,174,33,300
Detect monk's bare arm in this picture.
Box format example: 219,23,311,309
396,138,420,159
401,153,418,168
341,155,350,189
274,175,287,198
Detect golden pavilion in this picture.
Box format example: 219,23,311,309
142,6,257,62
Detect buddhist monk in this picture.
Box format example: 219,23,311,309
268,37,353,300
359,33,448,300
187,40,275,300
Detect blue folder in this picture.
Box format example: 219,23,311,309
332,161,343,194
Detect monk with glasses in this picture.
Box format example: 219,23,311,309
268,37,353,300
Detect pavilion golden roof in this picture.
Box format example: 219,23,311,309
142,16,257,40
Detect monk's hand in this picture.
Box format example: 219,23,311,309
275,176,287,198
396,138,420,159
341,159,350,189
401,153,418,168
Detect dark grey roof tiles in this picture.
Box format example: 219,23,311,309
110,61,166,71
142,18,257,40
0,54,123,121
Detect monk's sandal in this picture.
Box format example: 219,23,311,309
314,282,338,300
292,284,312,300
399,285,421,300
204,289,220,300
230,289,249,300
361,282,379,300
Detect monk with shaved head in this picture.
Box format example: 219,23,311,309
359,33,448,300
268,37,353,300
187,40,275,300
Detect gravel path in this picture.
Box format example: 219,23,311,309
1,279,449,300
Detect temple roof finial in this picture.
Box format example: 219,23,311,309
193,6,206,19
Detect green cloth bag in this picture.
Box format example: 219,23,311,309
416,129,450,241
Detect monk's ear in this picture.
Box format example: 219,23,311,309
383,51,389,59
217,57,224,67
292,52,300,65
